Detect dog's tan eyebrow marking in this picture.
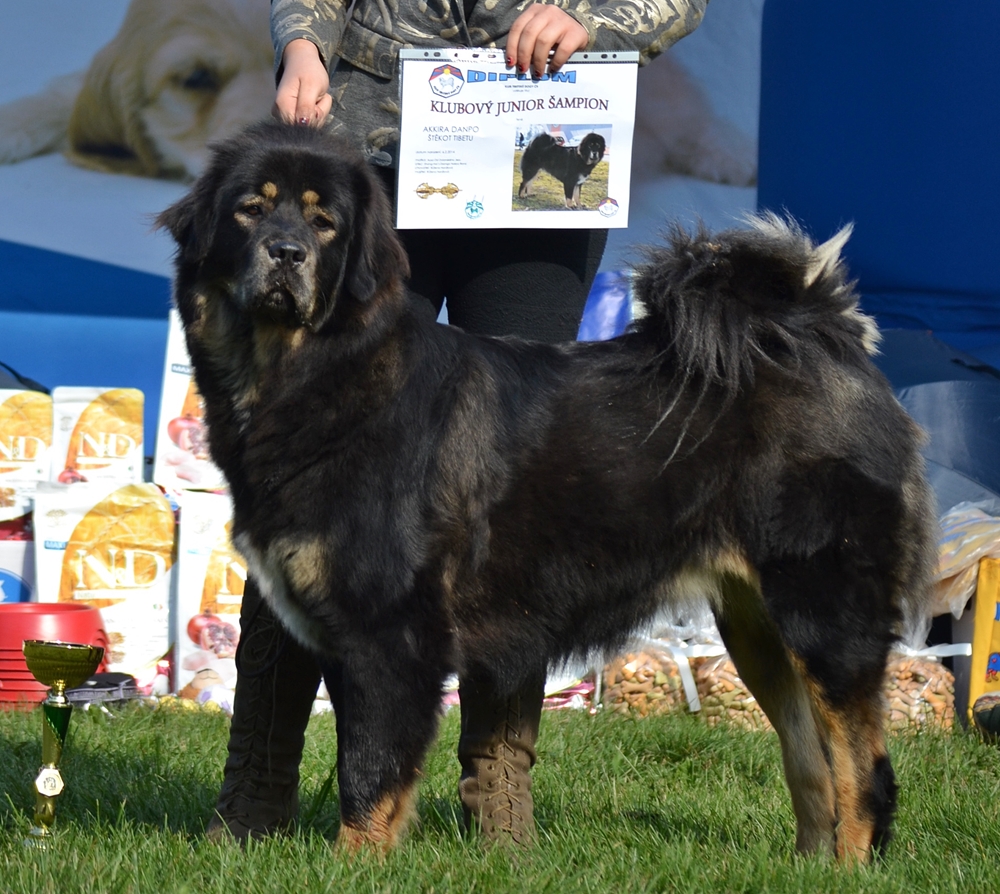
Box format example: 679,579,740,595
301,190,321,207
261,182,279,200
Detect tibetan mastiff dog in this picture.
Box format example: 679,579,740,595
518,131,606,208
159,121,935,862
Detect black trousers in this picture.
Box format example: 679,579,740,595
398,226,608,342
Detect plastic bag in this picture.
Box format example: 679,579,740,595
934,502,1000,618
690,654,773,731
884,652,956,731
602,645,687,717
576,270,632,342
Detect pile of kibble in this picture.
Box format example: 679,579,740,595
602,648,955,731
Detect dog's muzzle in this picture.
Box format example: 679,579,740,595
243,237,317,326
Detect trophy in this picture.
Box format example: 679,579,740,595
21,639,104,846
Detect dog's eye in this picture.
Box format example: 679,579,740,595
312,215,335,232
240,204,263,217
181,66,222,92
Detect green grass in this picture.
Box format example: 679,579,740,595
1,702,998,893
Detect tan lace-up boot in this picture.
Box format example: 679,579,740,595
205,579,322,843
457,673,544,844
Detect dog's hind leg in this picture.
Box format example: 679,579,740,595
518,171,538,198
718,550,901,863
330,622,452,851
711,565,838,856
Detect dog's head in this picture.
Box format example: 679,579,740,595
578,133,606,167
157,122,410,335
67,0,273,181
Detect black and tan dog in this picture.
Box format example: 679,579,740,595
158,121,935,861
518,131,606,208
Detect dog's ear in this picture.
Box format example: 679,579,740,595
342,167,411,304
155,184,214,263
65,5,161,178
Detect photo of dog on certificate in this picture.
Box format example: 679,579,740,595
512,124,610,210
158,121,937,860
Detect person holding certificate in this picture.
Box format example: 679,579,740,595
208,0,709,847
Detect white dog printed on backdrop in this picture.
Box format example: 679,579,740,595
629,0,762,187
0,0,273,181
630,54,757,187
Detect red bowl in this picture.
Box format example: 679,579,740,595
0,604,108,657
0,606,108,709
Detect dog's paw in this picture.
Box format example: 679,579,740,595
0,72,82,164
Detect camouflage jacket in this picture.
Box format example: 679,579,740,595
271,0,708,162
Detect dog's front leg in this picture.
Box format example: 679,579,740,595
329,621,452,851
563,182,578,209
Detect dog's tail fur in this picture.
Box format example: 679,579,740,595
521,132,557,168
631,214,877,399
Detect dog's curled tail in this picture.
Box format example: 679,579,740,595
631,213,877,394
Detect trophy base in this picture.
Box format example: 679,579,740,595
24,825,53,849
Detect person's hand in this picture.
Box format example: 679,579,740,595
273,39,332,126
506,5,589,78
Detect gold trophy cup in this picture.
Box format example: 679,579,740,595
21,640,104,846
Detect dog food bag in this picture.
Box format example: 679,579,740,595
50,387,144,485
0,538,35,602
884,653,956,731
0,389,52,482
175,490,245,710
690,655,774,732
0,483,36,602
33,482,175,689
603,648,687,717
966,556,1000,725
933,502,1000,619
153,310,227,492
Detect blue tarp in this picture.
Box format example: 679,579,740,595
757,0,1000,365
873,330,1000,514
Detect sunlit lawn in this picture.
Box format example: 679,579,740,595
1,702,998,893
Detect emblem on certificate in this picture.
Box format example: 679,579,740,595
414,182,462,199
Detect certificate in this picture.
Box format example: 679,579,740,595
396,49,638,229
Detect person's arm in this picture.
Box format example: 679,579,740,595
271,0,348,124
274,39,332,124
508,0,708,76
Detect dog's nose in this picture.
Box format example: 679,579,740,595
268,240,307,266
